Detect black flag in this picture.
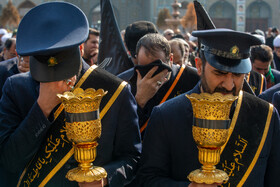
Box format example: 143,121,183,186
98,0,134,75
193,0,216,30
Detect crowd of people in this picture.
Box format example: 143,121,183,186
0,1,280,187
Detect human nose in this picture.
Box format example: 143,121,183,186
221,74,234,91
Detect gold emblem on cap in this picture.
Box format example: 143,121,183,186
48,57,58,67
230,45,239,55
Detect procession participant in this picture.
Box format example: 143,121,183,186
272,90,280,114
83,28,100,66
0,2,141,187
273,35,280,71
0,38,16,62
163,29,175,40
245,70,266,96
169,38,187,66
119,33,200,138
251,44,280,89
259,83,280,103
137,29,280,187
124,21,158,65
0,55,29,98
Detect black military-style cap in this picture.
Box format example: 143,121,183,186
16,2,89,82
125,21,158,58
192,28,262,74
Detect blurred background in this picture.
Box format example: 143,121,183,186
0,0,279,34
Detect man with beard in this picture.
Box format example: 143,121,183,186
137,29,280,187
0,2,141,187
82,28,99,66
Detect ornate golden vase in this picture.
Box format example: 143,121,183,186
186,93,238,184
57,88,108,182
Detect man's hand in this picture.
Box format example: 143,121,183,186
37,76,76,117
17,56,30,73
79,178,107,187
91,49,99,65
135,66,168,108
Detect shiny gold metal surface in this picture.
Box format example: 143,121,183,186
186,93,237,184
57,88,108,182
192,126,228,148
187,92,237,120
59,88,106,114
65,120,101,143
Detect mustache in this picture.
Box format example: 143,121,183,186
214,87,236,94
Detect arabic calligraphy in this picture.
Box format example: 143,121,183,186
23,124,70,186
221,135,248,186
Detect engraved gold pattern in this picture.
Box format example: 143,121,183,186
186,93,238,120
57,88,107,182
57,88,107,114
65,120,101,143
193,126,228,148
187,92,237,184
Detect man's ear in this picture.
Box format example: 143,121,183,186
169,53,173,66
195,57,203,76
79,44,84,57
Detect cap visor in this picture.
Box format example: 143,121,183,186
204,52,251,74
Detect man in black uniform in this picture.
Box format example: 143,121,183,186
119,33,200,137
251,44,280,89
246,70,266,96
0,2,141,187
137,29,280,187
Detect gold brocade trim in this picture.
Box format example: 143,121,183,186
53,65,98,119
237,104,273,187
221,91,243,153
100,81,127,119
38,148,75,187
74,65,98,89
53,104,64,120
260,74,265,94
